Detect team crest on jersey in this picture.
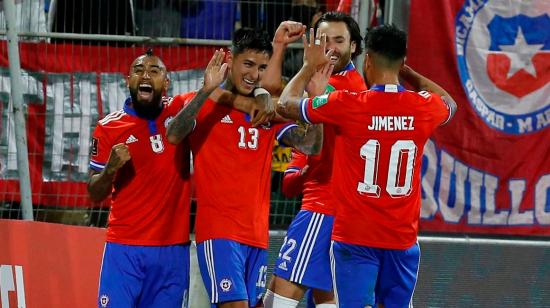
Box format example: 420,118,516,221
100,294,109,307
260,121,273,129
312,94,329,109
220,278,232,292
455,0,550,134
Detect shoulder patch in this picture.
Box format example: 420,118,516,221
324,84,336,94
312,94,329,109
92,138,98,156
418,90,432,99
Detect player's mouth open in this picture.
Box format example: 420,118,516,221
138,84,153,101
330,55,339,63
243,78,256,89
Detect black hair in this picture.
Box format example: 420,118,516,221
364,24,407,62
231,27,273,57
145,48,154,57
314,11,363,58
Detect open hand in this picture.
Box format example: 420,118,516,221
306,62,334,96
302,28,334,70
203,49,228,93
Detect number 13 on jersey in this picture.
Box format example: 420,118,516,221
238,126,259,150
357,139,417,198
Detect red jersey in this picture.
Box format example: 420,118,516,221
90,96,191,246
180,92,293,249
302,84,452,249
284,63,367,215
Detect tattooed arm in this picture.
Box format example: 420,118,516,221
280,124,323,155
166,49,227,144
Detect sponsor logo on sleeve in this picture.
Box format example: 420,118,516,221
312,94,329,109
92,138,98,156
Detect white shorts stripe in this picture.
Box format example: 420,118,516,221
290,212,318,281
205,240,218,303
290,212,323,283
329,241,339,307
297,213,324,282
409,241,420,308
97,243,107,298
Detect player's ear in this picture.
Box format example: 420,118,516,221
350,41,357,55
364,53,370,69
163,77,170,94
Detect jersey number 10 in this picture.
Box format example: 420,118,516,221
357,139,417,198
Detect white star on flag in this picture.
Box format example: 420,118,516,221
498,27,544,78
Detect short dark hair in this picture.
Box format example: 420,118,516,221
314,11,363,58
231,28,273,57
145,48,154,56
365,24,407,62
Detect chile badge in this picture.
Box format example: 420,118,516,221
456,0,550,135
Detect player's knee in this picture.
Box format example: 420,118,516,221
263,289,299,308
311,289,334,305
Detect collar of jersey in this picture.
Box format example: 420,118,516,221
369,84,405,93
123,97,161,135
334,61,355,74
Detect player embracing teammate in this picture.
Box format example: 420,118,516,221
277,23,456,308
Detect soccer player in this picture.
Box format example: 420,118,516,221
166,28,323,308
277,25,457,307
88,50,193,308
263,11,367,308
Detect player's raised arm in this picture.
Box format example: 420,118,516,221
400,64,457,122
261,21,306,95
277,28,334,121
166,49,228,144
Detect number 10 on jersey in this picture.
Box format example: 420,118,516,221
357,139,417,198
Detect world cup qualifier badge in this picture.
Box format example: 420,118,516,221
455,0,550,134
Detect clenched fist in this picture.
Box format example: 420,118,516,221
105,143,131,175
273,21,306,46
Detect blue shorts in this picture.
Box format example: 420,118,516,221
330,241,420,308
197,239,267,307
273,210,334,291
98,242,190,308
